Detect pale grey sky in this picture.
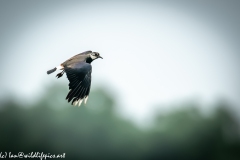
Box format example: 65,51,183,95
0,0,240,125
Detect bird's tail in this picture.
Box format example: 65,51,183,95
47,67,57,74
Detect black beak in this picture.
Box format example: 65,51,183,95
98,55,103,59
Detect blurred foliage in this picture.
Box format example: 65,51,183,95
0,84,240,160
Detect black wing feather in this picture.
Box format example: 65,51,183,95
64,62,92,105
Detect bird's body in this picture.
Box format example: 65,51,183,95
47,50,102,106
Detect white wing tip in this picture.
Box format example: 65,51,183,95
78,99,83,107
72,97,88,107
73,100,78,106
84,96,89,104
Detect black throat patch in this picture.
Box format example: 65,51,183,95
86,57,93,63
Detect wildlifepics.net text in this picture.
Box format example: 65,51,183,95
0,152,65,160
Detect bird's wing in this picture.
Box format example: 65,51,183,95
64,62,92,106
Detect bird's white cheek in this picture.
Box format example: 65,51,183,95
90,55,97,60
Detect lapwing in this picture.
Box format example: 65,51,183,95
47,50,103,106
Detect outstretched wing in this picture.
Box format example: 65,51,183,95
65,62,92,106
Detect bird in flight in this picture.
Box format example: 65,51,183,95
47,51,103,106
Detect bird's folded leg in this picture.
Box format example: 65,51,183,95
56,70,65,78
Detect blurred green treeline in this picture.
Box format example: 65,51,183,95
0,84,240,160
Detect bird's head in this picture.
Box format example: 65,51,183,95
89,52,103,60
